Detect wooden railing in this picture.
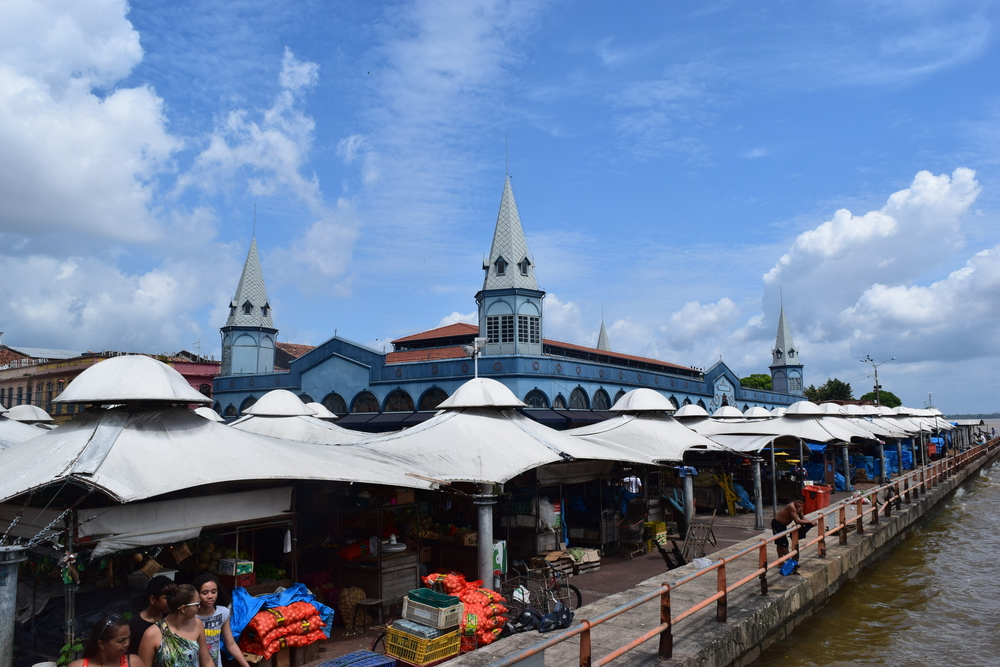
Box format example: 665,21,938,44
486,441,999,667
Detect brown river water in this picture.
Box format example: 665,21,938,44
756,459,1000,667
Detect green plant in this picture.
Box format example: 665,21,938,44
57,640,83,667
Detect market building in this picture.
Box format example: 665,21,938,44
211,176,805,429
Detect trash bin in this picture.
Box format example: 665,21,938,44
802,485,831,514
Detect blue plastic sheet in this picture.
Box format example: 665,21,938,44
733,482,756,511
806,462,825,481
834,472,846,492
231,582,335,641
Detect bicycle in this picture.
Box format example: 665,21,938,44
502,560,582,616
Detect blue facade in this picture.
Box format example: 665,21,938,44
212,177,804,423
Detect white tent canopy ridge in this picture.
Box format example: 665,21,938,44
55,355,211,404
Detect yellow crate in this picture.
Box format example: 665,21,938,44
385,627,460,666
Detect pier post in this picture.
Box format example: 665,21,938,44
841,444,851,492
878,443,887,485
752,457,764,531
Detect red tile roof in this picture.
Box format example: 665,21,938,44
393,323,478,344
275,342,316,358
386,346,470,364
543,339,696,372
0,348,28,366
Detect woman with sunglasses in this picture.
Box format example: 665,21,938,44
138,584,213,667
69,614,145,667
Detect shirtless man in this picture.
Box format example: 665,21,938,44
772,498,816,559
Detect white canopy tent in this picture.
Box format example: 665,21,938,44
229,390,371,444
0,413,52,448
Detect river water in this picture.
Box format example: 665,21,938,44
756,459,1000,667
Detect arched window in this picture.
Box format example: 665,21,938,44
322,392,348,415
682,398,692,406
239,396,257,414
524,389,549,408
16,386,23,405
669,396,679,409
352,391,380,413
614,389,627,403
419,388,449,411
224,404,238,417
243,301,253,315
697,400,707,410
495,256,507,276
592,389,610,411
213,403,222,414
743,404,750,412
384,389,414,412
570,387,589,410
0,388,5,408
553,394,567,409
299,393,314,404
519,257,531,276
199,384,212,397
25,386,32,405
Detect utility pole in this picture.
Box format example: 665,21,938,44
861,355,895,406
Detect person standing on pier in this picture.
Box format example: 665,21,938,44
772,498,816,559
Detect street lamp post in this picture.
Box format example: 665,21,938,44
463,337,490,378
860,355,895,406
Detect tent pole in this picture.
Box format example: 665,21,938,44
0,547,27,667
841,443,851,492
475,483,497,590
897,440,904,474
878,442,887,484
798,438,805,492
770,443,778,516
751,457,764,531
682,471,695,531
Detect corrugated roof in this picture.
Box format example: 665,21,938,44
386,346,470,364
393,323,479,344
544,339,697,373
4,346,85,360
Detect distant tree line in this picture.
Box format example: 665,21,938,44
740,374,903,407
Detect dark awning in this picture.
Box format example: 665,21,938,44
521,410,569,426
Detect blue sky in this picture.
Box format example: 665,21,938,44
2,0,1000,413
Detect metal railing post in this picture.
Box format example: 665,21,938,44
758,543,768,596
580,620,592,667
717,563,727,624
659,587,672,659
817,515,826,557
895,481,902,511
855,498,865,534
903,477,910,504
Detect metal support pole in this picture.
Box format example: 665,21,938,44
474,484,497,590
751,457,764,531
879,443,887,484
0,547,27,667
798,438,805,493
841,443,851,492
897,441,903,476
682,473,695,530
770,446,778,516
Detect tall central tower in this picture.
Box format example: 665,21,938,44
769,305,804,395
220,238,278,375
475,176,545,356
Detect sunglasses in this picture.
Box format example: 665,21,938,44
181,601,200,607
99,614,123,640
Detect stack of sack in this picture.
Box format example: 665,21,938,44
238,601,327,658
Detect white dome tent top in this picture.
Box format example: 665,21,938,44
194,406,226,423
306,402,338,419
243,390,315,417
0,402,6,414
54,355,211,405
712,406,745,419
771,407,787,417
744,407,772,419
437,378,527,409
860,405,880,415
891,406,915,416
785,400,823,416
6,405,55,423
842,404,866,415
610,388,676,413
674,404,709,419
877,406,897,416
818,403,847,415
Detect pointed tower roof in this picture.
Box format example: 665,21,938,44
772,306,797,367
597,319,611,351
226,238,275,328
483,176,538,291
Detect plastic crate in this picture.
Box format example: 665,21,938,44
402,597,463,629
316,651,396,667
385,628,460,666
407,588,460,609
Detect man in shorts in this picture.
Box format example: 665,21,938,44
772,498,815,559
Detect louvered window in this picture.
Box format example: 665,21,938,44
517,315,540,343
487,315,514,343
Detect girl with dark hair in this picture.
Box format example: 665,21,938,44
138,584,212,667
68,613,146,667
192,574,250,667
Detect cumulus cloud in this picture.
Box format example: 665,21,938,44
662,298,740,351
338,134,381,185
0,0,179,244
438,311,477,327
764,168,980,342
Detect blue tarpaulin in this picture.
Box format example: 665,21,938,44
806,443,827,453
733,482,756,511
231,582,335,641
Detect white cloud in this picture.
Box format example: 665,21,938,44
278,46,318,92
438,311,477,327
338,134,381,185
662,298,740,351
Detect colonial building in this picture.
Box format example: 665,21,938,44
211,177,805,429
